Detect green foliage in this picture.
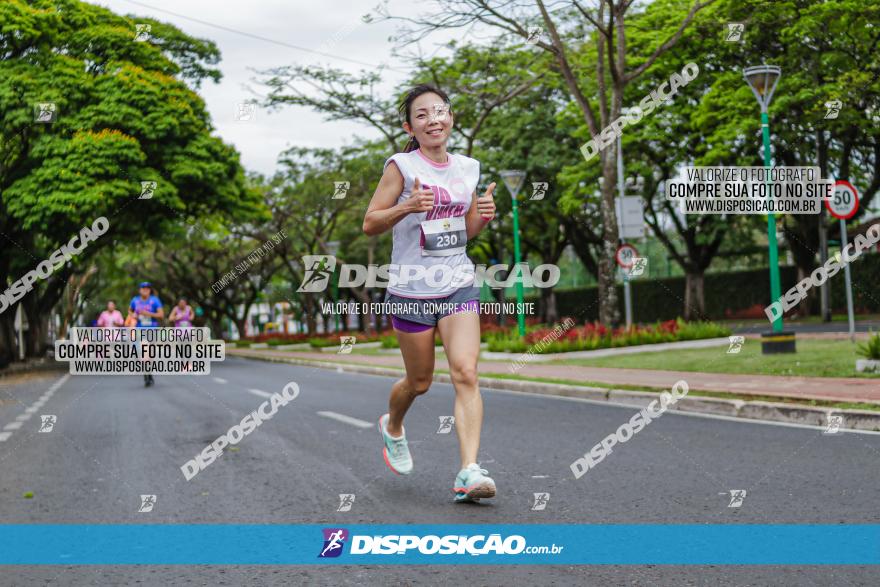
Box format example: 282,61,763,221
380,333,441,349
857,333,880,360
0,0,260,358
485,319,730,354
674,319,733,341
549,253,880,322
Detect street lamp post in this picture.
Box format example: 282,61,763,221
744,65,795,353
499,170,527,337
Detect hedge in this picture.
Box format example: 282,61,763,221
540,252,880,322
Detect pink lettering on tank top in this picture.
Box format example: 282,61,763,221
420,182,468,246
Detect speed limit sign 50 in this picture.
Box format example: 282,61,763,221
615,243,639,269
826,180,859,220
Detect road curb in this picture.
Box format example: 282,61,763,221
481,336,732,362
0,358,68,379
228,350,880,432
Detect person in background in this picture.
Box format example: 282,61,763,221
168,297,194,328
130,281,164,387
96,301,124,328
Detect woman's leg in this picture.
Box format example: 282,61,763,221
385,323,436,437
436,310,482,469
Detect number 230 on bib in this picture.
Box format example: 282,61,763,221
421,217,467,256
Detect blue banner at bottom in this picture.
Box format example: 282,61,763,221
1,524,878,565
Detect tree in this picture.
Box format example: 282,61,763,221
605,0,745,319
472,73,582,323
0,0,261,361
689,0,880,317
241,146,388,334
378,0,718,325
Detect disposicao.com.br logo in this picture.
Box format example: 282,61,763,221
297,255,560,292
318,528,563,557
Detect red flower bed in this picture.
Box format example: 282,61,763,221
246,332,311,343
525,319,680,345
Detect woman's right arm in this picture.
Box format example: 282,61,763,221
362,162,433,236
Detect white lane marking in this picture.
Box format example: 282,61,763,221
0,374,69,444
531,475,549,478
213,377,228,384
317,411,373,429
46,375,70,393
247,388,273,399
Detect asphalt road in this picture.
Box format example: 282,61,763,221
2,358,879,585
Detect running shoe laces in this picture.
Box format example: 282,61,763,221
389,436,408,458
466,464,489,476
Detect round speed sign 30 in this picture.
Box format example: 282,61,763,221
615,243,639,269
826,180,859,220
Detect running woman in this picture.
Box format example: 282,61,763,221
168,297,194,328
363,84,497,503
96,300,124,327
130,281,164,387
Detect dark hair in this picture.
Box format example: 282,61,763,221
399,84,452,153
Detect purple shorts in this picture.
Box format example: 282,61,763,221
386,286,480,333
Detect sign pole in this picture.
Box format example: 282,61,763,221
617,135,633,328
818,206,831,321
827,180,860,343
839,219,855,342
14,304,24,361
615,242,639,329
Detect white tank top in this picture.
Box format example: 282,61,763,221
384,149,481,298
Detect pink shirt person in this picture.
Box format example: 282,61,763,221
97,302,124,327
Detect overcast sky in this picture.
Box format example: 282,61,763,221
88,0,461,176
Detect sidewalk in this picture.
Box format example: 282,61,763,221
228,347,880,406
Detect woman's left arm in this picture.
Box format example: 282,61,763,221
465,182,496,239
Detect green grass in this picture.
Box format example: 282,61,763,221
557,338,878,378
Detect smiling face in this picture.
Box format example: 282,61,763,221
404,92,453,149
